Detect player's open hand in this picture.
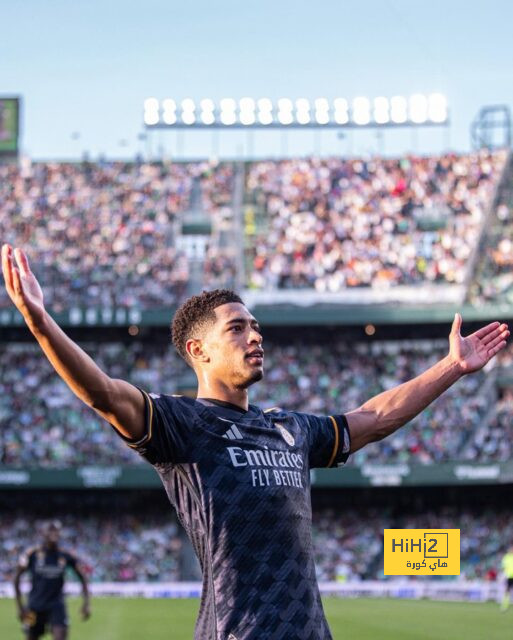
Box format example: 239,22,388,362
449,313,509,374
1,244,45,327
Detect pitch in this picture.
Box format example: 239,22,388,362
0,597,509,639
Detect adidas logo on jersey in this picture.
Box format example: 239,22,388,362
222,424,244,440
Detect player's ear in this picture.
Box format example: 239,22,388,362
186,338,209,364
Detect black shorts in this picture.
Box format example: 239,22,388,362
507,577,513,591
23,602,68,637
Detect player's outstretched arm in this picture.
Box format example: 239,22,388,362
1,244,145,440
345,313,509,453
73,562,91,621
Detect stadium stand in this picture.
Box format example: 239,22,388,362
1,503,510,584
469,152,513,303
245,151,507,291
0,160,234,310
313,506,513,582
0,512,183,583
0,152,508,313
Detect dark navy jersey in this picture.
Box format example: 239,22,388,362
19,547,78,611
117,391,351,640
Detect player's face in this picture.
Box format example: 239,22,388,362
205,303,264,388
43,525,60,548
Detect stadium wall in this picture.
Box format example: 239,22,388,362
0,462,512,489
3,300,513,328
0,580,504,603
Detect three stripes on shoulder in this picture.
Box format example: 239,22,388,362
222,424,244,440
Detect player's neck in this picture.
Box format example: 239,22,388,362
196,380,249,411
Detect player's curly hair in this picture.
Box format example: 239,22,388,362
171,289,244,363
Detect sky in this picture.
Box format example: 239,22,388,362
1,0,513,160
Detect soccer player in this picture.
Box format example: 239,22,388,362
2,243,510,640
500,545,513,612
14,520,90,640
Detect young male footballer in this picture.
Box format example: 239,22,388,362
2,244,509,640
14,521,90,640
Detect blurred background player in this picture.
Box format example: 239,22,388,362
501,544,513,612
14,520,90,640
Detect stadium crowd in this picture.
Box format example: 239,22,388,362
246,151,507,291
0,160,234,310
313,506,513,582
0,506,510,584
0,152,508,312
0,341,183,466
1,338,510,468
0,511,183,583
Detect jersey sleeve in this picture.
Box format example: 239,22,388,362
296,413,351,469
65,552,78,571
113,389,193,465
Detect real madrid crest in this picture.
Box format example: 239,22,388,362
275,422,295,447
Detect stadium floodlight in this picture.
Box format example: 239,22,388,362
333,98,349,124
181,98,196,125
373,97,389,124
314,98,330,125
409,94,428,124
200,98,215,125
143,98,160,126
181,98,195,111
220,98,237,125
295,98,311,125
352,97,371,125
428,93,448,123
162,99,177,125
277,98,294,125
257,98,273,125
144,94,448,129
239,97,256,126
390,96,407,123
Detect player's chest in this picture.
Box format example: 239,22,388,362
199,411,303,448
191,413,309,492
32,552,66,579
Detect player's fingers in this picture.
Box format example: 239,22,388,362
12,265,23,296
488,340,507,358
13,247,30,277
1,244,15,293
480,323,509,345
473,321,500,339
450,312,462,336
486,331,510,352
